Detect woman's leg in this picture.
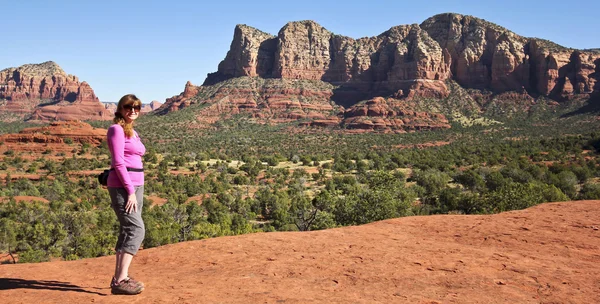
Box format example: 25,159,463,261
114,251,121,280
109,186,145,284
116,251,134,282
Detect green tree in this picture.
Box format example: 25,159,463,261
578,183,600,200
0,218,18,263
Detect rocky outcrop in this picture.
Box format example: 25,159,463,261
0,61,112,121
155,81,201,114
420,14,530,92
104,102,117,113
3,121,106,145
0,121,106,158
420,14,600,100
203,14,598,100
148,100,163,111
274,21,452,89
205,25,277,85
522,41,600,100
170,77,452,133
169,77,344,128
207,20,452,98
273,21,334,80
342,97,450,132
162,13,599,131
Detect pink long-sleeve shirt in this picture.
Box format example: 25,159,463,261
107,124,146,195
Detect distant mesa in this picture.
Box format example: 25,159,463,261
0,120,106,145
155,80,199,115
159,13,600,133
103,102,117,113
0,61,112,122
0,120,107,158
102,100,163,114
148,100,163,111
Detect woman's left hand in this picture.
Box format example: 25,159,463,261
125,194,138,214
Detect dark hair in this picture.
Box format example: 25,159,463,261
113,94,142,138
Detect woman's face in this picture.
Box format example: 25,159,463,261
119,103,141,123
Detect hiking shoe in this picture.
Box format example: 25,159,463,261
111,277,144,295
126,277,145,288
111,276,145,289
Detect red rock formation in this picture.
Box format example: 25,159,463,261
204,13,598,101
527,40,574,97
205,25,277,85
343,97,450,132
420,14,532,92
156,81,201,114
273,21,333,80
204,20,452,98
3,121,107,145
0,61,111,121
104,102,117,113
161,13,599,132
573,51,600,94
193,78,343,127
149,100,163,110
0,121,107,157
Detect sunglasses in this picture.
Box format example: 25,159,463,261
123,104,142,111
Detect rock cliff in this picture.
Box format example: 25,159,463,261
205,20,453,98
0,61,112,121
163,13,600,131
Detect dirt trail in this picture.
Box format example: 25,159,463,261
1,200,599,303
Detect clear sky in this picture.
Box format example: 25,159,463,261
2,0,598,104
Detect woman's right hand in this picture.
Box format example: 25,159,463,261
125,193,138,214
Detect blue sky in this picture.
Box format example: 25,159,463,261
2,0,598,103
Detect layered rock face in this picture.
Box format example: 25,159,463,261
161,77,452,133
204,25,277,84
421,14,600,99
164,13,599,132
343,97,450,132
0,121,107,157
160,77,345,128
275,21,452,91
204,13,599,100
155,81,201,114
527,41,600,99
206,21,452,98
3,121,107,145
420,14,530,92
0,61,112,121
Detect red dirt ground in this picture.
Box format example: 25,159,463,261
145,195,168,207
0,200,598,303
0,196,49,204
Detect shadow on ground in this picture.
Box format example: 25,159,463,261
0,278,107,296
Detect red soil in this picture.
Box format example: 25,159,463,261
145,195,168,207
0,200,598,303
0,196,49,203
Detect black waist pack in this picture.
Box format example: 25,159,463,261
98,167,144,186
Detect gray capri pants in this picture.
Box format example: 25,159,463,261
108,185,145,255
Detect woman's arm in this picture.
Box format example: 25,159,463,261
108,125,135,195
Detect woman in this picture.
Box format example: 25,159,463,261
107,94,146,295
